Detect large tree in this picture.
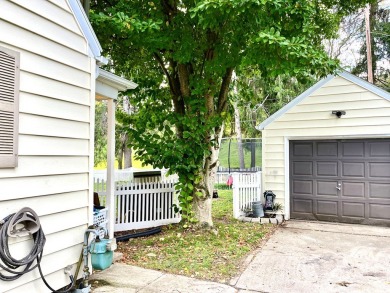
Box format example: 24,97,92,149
91,0,371,227
226,67,316,139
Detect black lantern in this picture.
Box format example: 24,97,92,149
263,190,276,210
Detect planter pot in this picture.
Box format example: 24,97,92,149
252,201,264,218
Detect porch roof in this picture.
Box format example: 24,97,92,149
96,69,138,100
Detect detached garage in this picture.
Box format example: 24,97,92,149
258,71,390,226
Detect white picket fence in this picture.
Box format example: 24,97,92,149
232,172,262,218
215,172,231,185
94,176,180,231
94,170,262,231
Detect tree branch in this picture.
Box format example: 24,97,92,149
153,52,173,87
161,0,178,23
178,64,190,97
153,52,184,116
217,67,234,114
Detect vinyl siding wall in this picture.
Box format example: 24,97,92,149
262,76,390,218
0,0,92,292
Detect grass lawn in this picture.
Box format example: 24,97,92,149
116,190,275,283
218,139,262,169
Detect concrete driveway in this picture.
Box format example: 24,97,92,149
233,220,390,293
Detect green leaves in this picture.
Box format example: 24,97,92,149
91,0,371,224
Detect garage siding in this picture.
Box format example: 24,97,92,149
262,76,390,215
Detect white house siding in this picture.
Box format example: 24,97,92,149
0,0,93,292
262,76,390,218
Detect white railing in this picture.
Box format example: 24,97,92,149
94,168,178,183
232,172,262,218
114,181,180,231
94,176,180,231
94,169,133,182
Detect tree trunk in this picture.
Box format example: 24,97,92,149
118,148,123,169
124,143,132,169
233,101,245,169
251,140,256,168
193,146,219,227
121,98,132,169
192,196,213,227
192,124,223,227
190,67,231,227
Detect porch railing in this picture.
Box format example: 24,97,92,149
94,176,180,231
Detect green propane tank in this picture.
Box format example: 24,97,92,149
90,238,113,270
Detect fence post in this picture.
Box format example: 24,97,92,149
232,173,240,219
256,171,262,202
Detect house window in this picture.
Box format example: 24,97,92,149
0,46,20,168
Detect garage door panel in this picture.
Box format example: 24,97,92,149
317,162,338,176
342,142,365,157
317,181,338,196
292,180,313,194
317,200,338,216
342,182,365,197
293,161,313,176
342,202,365,218
369,163,390,178
293,143,313,156
369,204,390,220
369,142,390,156
290,139,390,226
342,162,365,177
369,183,390,199
317,142,338,156
292,198,313,213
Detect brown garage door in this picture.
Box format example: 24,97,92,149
290,139,390,226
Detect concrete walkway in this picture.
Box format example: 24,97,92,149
90,264,236,293
90,220,390,293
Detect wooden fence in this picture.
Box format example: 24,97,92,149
232,172,262,218
94,177,180,231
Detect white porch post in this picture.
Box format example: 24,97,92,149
95,69,137,248
106,99,116,240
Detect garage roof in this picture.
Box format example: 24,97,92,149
257,71,390,130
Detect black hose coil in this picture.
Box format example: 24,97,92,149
0,209,73,292
0,212,45,281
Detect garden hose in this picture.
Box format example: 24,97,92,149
116,226,161,242
0,208,76,292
